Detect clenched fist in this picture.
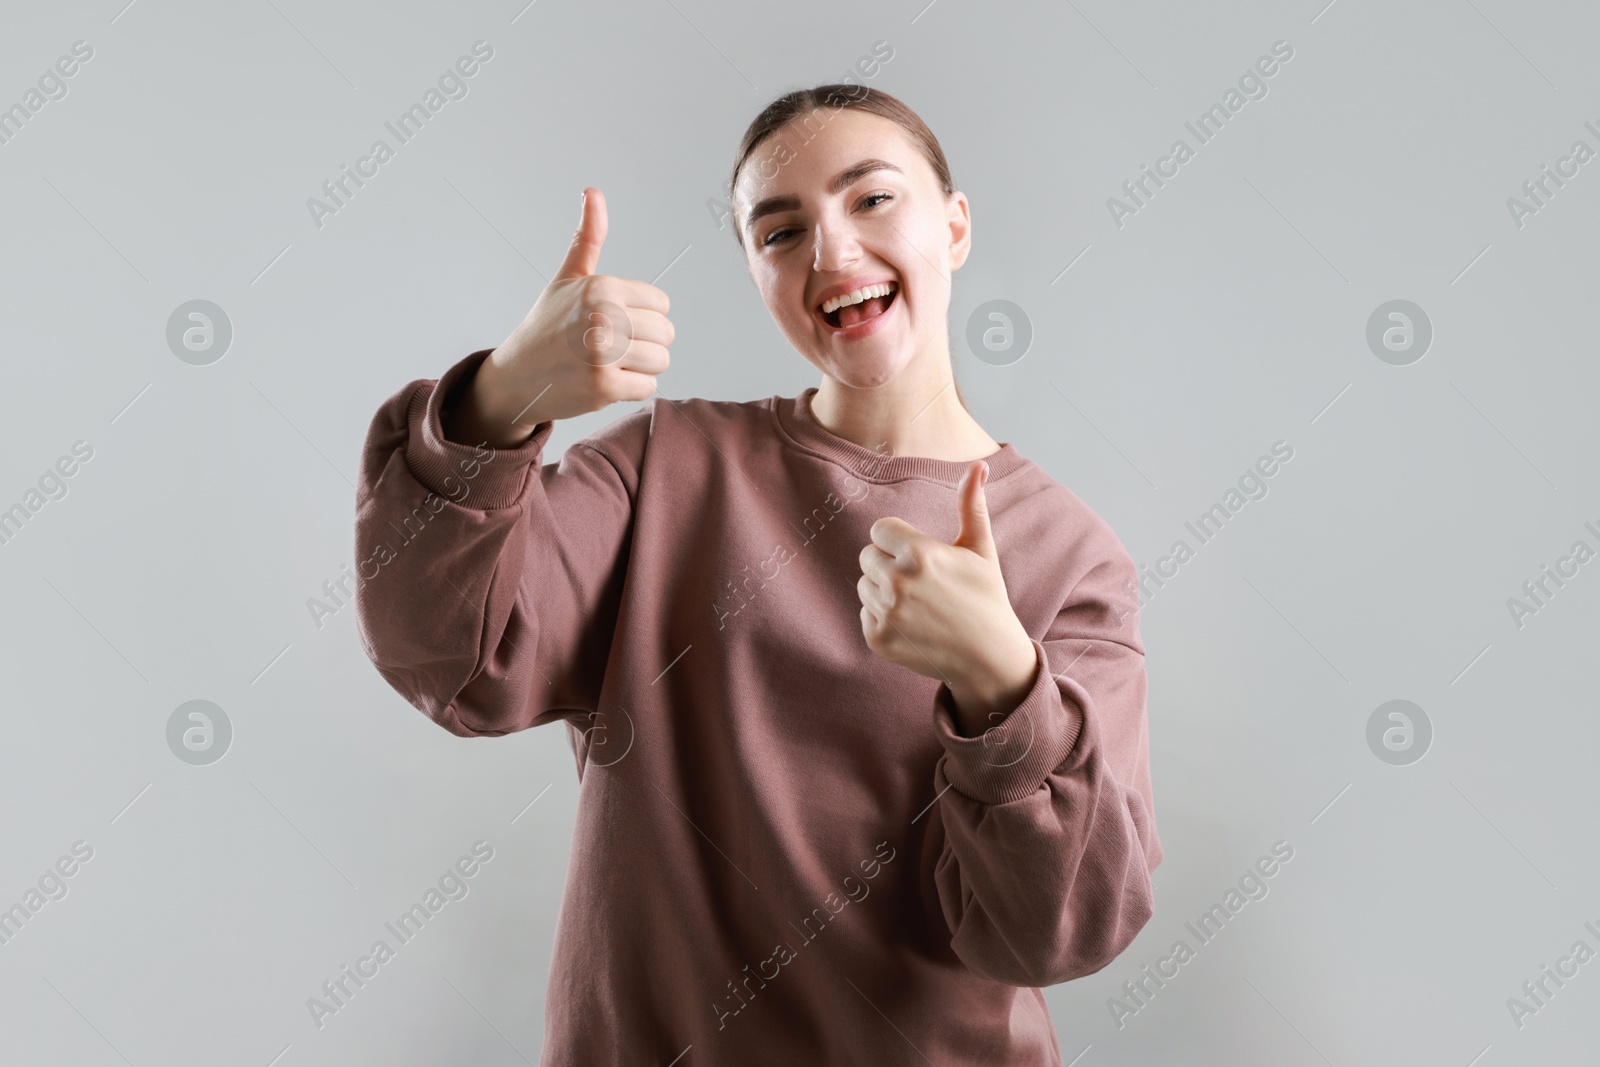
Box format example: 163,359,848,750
857,459,1041,736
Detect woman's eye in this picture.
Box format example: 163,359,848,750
762,194,891,248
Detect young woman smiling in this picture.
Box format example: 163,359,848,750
355,84,1161,1065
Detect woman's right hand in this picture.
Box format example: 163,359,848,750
444,187,674,449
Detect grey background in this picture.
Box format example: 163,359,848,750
2,0,1596,1063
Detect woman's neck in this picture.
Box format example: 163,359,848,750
809,361,1000,463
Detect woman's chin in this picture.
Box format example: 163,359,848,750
823,364,900,390
808,348,914,390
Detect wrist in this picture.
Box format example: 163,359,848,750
947,635,1040,736
444,359,540,449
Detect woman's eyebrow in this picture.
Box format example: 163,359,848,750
743,158,905,236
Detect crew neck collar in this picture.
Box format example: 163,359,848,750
771,387,1029,486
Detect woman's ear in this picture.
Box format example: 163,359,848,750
946,190,972,272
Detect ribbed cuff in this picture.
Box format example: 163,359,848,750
932,640,1084,806
403,348,555,510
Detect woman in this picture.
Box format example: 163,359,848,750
355,84,1161,1066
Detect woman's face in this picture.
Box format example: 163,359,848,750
735,107,970,391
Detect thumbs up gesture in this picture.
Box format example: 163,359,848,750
856,459,1041,734
447,187,675,449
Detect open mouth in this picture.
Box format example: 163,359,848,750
818,284,898,331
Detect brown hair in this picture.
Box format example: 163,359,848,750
728,84,969,410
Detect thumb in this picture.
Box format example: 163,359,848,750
953,460,996,559
554,186,607,280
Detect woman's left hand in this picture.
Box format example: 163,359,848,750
857,460,1041,732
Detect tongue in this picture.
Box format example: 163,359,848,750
837,294,890,328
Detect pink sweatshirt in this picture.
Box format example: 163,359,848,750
354,348,1162,1066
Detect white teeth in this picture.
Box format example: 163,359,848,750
821,282,897,316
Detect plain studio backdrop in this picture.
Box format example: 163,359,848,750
2,0,1597,1063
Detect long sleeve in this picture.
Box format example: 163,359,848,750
352,348,650,738
929,551,1161,987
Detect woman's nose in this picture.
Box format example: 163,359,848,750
812,217,862,273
